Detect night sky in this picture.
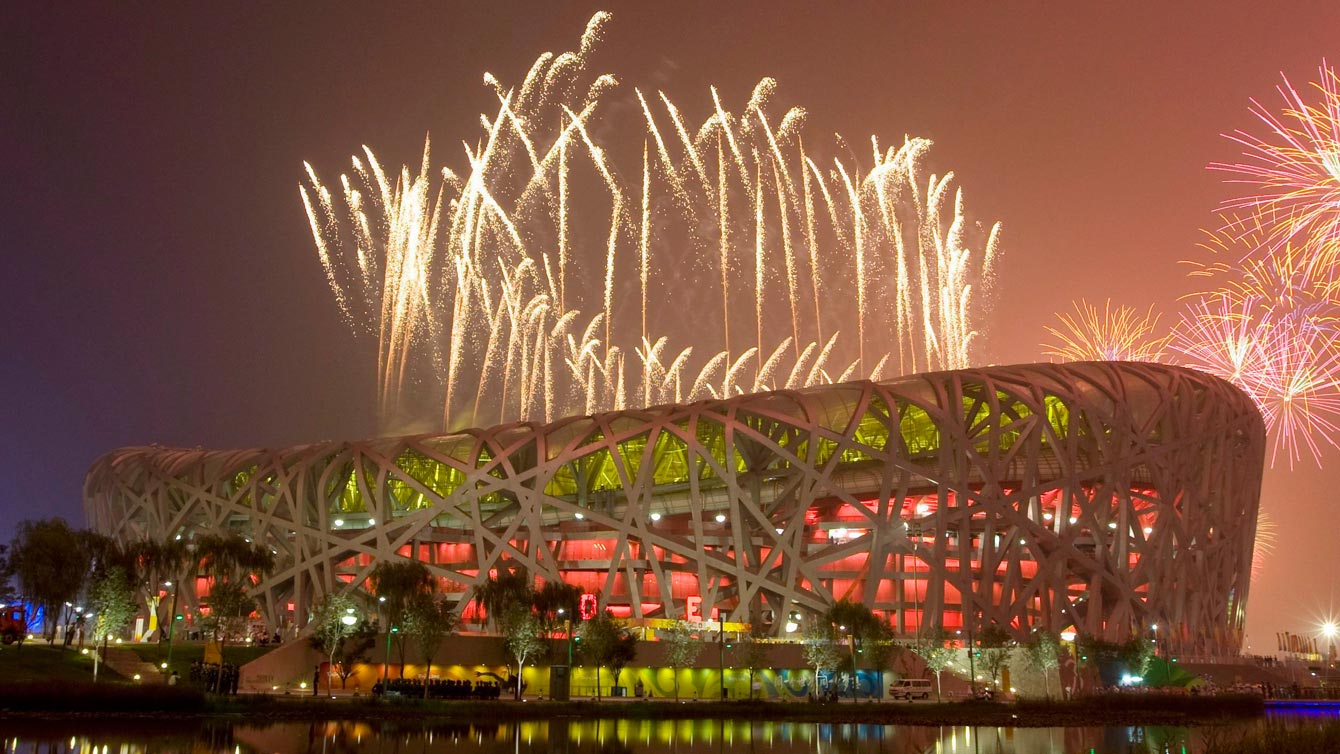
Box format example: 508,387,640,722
4,2,1338,651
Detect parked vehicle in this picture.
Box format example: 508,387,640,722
0,606,27,644
888,678,933,700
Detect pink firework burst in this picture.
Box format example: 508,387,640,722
1171,290,1340,467
1212,61,1340,258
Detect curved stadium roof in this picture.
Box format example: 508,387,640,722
86,361,1265,654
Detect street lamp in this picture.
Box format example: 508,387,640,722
1322,621,1338,678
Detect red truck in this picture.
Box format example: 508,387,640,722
0,606,27,644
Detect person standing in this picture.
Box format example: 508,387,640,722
313,665,320,697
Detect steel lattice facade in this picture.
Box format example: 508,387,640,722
85,362,1264,655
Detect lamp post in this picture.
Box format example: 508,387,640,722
559,609,573,667
719,614,727,701
966,612,977,698
1322,621,1338,687
163,581,179,672
378,596,390,683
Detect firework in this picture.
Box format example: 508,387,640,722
301,12,1003,431
1042,299,1170,363
1169,287,1340,467
1211,61,1340,261
1252,509,1275,584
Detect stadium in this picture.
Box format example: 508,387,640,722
85,361,1264,656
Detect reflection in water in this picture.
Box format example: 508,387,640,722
0,717,1290,754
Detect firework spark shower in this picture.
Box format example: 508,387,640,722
1043,61,1340,469
300,12,1002,432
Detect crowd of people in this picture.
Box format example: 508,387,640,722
372,677,509,699
188,659,241,694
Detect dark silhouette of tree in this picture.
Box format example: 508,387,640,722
193,533,273,688
579,612,636,701
10,518,88,645
532,579,582,649
404,593,458,697
126,539,191,641
369,560,434,679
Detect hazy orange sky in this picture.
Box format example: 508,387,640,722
4,2,1338,651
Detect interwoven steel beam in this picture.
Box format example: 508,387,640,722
84,362,1264,655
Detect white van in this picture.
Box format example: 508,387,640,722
888,678,933,700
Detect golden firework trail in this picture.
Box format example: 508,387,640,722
1043,299,1171,363
301,12,1003,431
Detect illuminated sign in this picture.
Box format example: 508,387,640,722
579,592,597,620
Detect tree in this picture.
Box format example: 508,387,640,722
803,622,843,698
977,624,1014,692
579,612,635,701
334,622,377,690
195,533,273,684
662,622,705,701
825,600,886,697
910,629,957,701
1023,630,1062,700
199,580,255,674
864,622,900,700
88,566,136,681
309,592,363,693
532,579,581,652
194,534,275,585
0,545,19,608
369,560,434,679
127,539,191,641
503,610,547,699
609,627,638,695
474,569,535,634
10,519,88,644
737,625,771,700
404,593,459,697
1120,635,1156,679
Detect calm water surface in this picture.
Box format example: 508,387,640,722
0,713,1333,754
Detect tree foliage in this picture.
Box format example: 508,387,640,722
474,569,534,634
803,622,843,694
88,565,136,682
503,610,547,699
579,612,636,701
10,518,88,643
369,560,434,678
308,592,365,692
404,593,458,695
532,579,581,650
737,625,771,700
127,539,191,639
910,629,957,701
193,533,274,584
661,622,704,701
977,624,1014,690
1023,630,1062,699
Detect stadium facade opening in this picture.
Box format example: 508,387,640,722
86,362,1264,655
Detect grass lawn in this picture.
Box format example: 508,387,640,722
126,642,274,679
0,642,125,684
